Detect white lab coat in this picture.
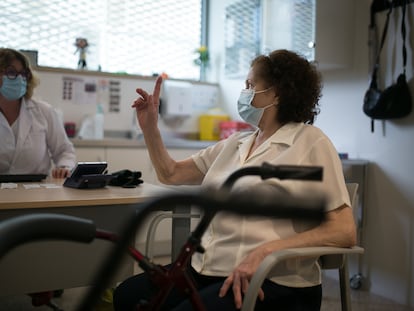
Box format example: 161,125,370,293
0,98,76,175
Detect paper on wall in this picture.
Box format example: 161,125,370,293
62,76,97,105
162,80,193,116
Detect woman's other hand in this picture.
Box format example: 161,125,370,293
52,167,71,178
219,246,268,309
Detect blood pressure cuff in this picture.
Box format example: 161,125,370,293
109,169,143,188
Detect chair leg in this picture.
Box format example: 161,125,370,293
338,256,352,311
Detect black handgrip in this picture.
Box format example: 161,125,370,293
0,213,96,259
261,162,323,181
222,163,323,189
212,189,325,219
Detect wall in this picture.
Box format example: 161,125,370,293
33,70,155,134
208,0,414,307
33,69,220,138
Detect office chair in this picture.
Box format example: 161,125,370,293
240,183,364,311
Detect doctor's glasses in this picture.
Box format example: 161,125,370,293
1,66,31,80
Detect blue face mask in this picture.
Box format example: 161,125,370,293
0,75,27,101
237,87,274,126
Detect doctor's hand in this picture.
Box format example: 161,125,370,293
219,247,267,309
52,167,71,179
132,75,163,132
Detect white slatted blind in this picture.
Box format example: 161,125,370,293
224,0,262,79
0,0,203,80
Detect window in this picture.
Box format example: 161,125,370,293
224,0,262,79
0,0,206,80
262,0,316,62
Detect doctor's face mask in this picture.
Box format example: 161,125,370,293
0,75,27,101
237,87,274,126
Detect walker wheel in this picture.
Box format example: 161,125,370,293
350,273,363,289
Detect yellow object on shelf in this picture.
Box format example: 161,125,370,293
199,114,230,141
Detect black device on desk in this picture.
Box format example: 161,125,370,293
63,162,113,189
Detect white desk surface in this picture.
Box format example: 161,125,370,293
0,179,171,296
0,178,169,210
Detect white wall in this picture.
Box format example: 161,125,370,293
208,0,414,307
33,71,155,134
33,71,220,138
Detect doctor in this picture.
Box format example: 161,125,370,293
0,48,76,178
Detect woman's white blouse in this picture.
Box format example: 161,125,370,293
190,122,350,287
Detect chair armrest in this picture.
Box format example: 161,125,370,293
145,212,200,259
241,246,364,311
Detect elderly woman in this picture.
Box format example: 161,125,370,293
0,48,76,178
113,49,356,311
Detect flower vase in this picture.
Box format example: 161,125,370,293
200,63,207,82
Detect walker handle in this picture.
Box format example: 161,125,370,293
0,213,96,259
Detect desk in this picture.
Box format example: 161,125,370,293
0,179,169,296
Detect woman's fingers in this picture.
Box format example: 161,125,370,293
258,288,265,301
220,272,265,309
219,275,233,298
241,277,249,295
132,97,146,108
135,75,162,100
135,87,148,99
153,75,163,99
232,272,243,309
133,76,163,109
52,168,70,179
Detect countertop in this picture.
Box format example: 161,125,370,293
71,136,216,149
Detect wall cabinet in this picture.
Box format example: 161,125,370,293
262,0,355,70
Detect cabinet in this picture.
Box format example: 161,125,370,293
106,148,156,183
262,0,355,70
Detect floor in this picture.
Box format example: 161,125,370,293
0,268,412,311
321,276,413,311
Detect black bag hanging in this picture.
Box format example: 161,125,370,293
363,0,412,132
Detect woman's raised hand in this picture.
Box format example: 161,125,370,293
132,75,163,131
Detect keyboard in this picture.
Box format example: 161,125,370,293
0,174,47,183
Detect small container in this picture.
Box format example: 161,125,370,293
199,114,230,141
219,121,254,140
64,122,76,138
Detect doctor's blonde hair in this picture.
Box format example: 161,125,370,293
0,48,39,99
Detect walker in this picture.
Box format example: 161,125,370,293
0,163,325,311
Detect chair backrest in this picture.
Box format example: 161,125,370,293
319,183,359,269
346,183,359,213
